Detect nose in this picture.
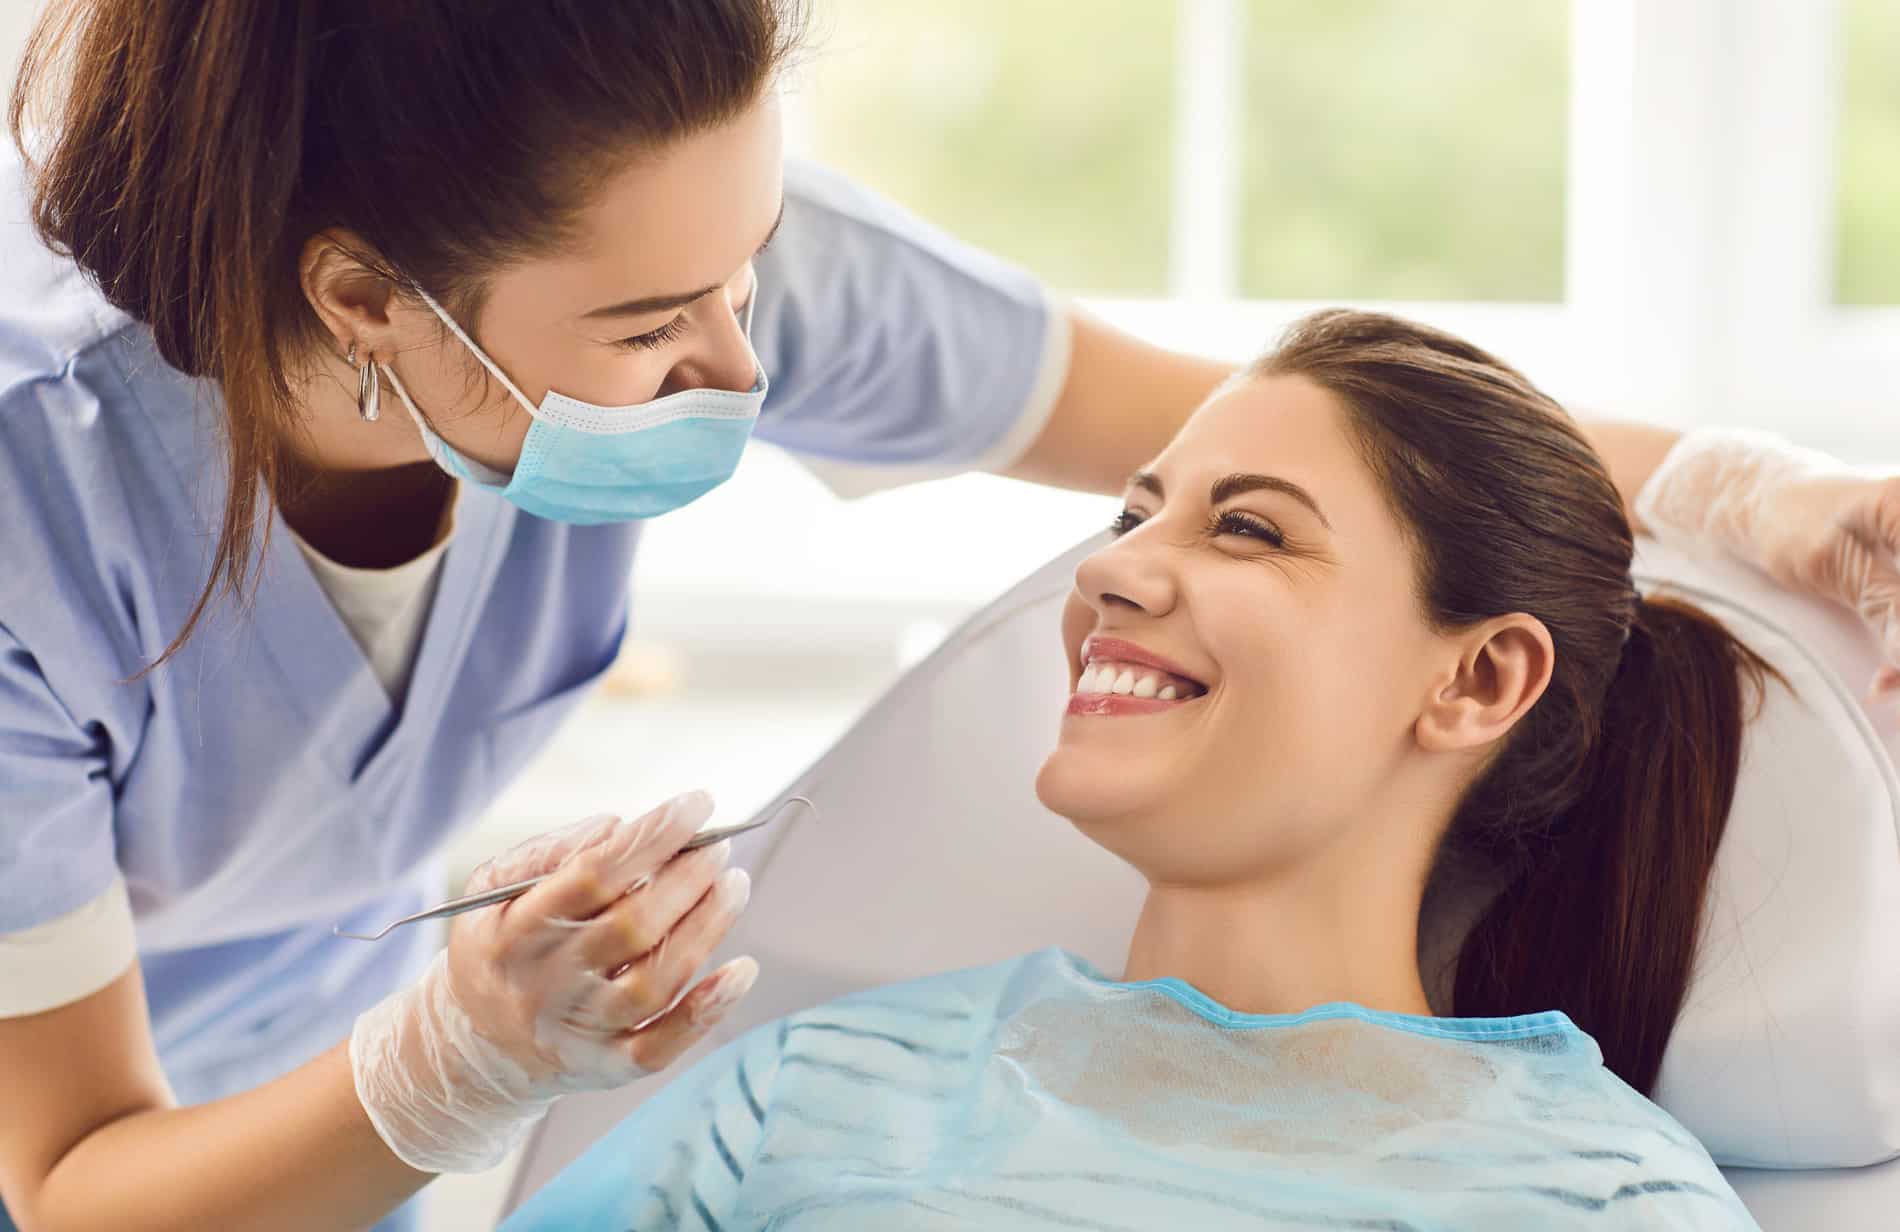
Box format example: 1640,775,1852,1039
659,276,760,397
1073,527,1179,621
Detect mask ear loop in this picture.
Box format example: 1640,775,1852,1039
393,283,543,420
376,283,543,481
379,361,434,444
378,360,491,481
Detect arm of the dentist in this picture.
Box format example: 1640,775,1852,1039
0,966,427,1232
1458,418,1900,687
748,160,1231,501
0,736,754,1232
0,618,422,1231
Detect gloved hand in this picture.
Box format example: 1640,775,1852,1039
1636,428,1900,696
349,790,758,1173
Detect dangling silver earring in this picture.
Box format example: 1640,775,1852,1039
348,341,381,423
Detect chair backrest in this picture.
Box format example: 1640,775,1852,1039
503,532,1900,1218
1630,539,1900,1167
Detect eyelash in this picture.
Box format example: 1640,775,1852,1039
614,316,690,352
610,252,766,353
1109,508,1287,549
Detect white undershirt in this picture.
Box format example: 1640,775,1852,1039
284,489,460,701
0,491,459,1017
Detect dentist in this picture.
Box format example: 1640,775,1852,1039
1,3,1894,1231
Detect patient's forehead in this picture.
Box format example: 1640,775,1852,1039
1165,375,1357,475
1153,374,1390,533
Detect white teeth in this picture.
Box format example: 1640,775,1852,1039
1073,660,1200,701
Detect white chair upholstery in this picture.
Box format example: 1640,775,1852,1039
502,534,1900,1229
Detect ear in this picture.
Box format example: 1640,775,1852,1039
298,229,403,362
1415,614,1554,754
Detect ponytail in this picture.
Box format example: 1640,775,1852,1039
1259,311,1779,1096
12,1,321,668
1453,595,1774,1094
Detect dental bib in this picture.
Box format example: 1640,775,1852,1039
504,948,1756,1230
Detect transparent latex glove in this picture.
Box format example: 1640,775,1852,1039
349,790,759,1173
1636,428,1900,697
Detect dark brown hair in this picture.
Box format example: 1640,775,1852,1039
9,0,803,664
1259,309,1771,1095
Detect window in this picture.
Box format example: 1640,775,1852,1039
803,0,1571,304
1236,2,1569,302
1837,0,1900,306
807,0,1177,296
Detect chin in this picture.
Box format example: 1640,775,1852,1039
1037,754,1189,883
1035,745,1159,833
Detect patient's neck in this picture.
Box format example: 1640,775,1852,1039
1120,838,1437,1019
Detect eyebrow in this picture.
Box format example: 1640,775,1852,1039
578,199,786,321
1127,470,1333,531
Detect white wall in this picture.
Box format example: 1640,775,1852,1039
0,4,40,86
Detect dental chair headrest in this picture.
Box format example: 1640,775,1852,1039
1628,539,1900,1168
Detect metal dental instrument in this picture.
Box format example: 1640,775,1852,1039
332,795,816,942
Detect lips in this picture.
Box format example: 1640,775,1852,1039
1066,636,1210,717
1066,691,1193,717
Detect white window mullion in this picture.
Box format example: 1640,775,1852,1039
1730,0,1840,326
1726,0,1899,457
1560,0,1634,401
1170,0,1243,300
1565,0,1737,425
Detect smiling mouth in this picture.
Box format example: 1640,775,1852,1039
1066,643,1209,717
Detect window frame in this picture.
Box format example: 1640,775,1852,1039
1725,0,1898,455
641,0,1899,641
1147,0,1893,454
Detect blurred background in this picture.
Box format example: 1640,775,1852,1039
6,0,1895,921
1,3,1894,1223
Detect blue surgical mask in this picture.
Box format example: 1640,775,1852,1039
382,287,768,524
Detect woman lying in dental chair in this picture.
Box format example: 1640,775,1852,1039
505,310,1774,1230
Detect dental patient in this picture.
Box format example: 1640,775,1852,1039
506,311,1767,1230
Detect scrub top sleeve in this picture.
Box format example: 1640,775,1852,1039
750,159,1074,498
0,620,123,941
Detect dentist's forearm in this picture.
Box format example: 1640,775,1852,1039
28,1042,428,1232
1577,419,1682,535
1006,307,1234,495
1001,309,1690,525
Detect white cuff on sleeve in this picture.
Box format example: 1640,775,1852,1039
0,875,137,1016
972,288,1074,473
